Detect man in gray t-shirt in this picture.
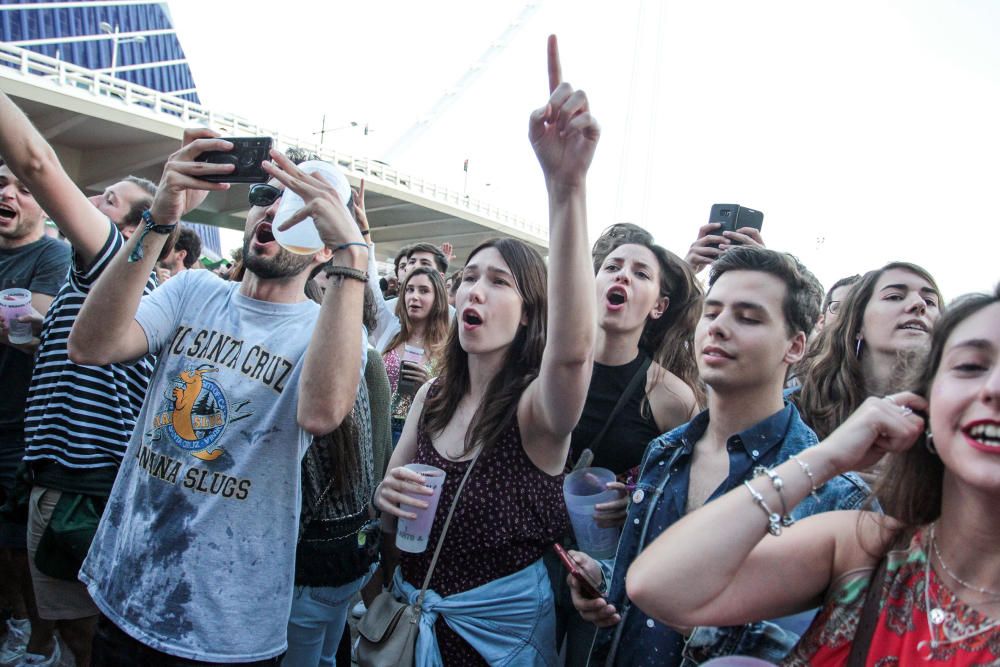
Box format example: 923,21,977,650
70,133,368,663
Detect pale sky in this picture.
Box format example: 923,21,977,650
169,0,998,300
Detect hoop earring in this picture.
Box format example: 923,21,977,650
925,430,937,456
855,336,864,358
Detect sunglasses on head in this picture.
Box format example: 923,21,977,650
248,183,282,208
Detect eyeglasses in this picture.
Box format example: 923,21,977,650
827,300,842,314
248,183,281,208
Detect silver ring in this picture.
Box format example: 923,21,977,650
900,405,913,416
884,395,898,405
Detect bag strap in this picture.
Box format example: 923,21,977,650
846,553,890,667
414,446,483,610
582,355,652,460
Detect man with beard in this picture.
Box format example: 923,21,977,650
0,90,168,667
68,137,366,665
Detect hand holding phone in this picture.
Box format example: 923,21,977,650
553,543,602,599
709,204,763,236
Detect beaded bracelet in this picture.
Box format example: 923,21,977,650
791,456,819,500
326,265,369,283
744,480,783,536
755,466,795,528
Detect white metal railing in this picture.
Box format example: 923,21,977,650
0,43,547,240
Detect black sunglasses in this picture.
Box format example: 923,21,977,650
248,183,281,208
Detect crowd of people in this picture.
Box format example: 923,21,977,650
0,34,998,667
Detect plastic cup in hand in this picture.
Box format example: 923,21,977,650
396,345,424,397
564,467,620,559
396,464,447,554
0,288,33,344
271,160,352,255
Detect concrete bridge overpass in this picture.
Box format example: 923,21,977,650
0,43,547,268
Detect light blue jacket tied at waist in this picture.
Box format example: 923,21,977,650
392,558,557,666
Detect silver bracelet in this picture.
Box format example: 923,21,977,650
791,455,819,500
744,480,783,536
754,466,795,528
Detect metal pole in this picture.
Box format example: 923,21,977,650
110,25,119,78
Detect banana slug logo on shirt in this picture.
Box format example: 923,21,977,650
152,365,230,460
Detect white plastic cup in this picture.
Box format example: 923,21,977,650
271,160,352,255
396,463,447,554
0,288,33,344
564,467,620,559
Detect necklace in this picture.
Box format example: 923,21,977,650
930,525,1000,598
920,528,1000,657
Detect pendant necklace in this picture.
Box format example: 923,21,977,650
920,526,1000,659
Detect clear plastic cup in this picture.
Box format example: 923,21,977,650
564,467,620,559
396,463,447,554
271,160,352,255
0,288,33,344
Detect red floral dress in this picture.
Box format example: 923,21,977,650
783,528,1000,666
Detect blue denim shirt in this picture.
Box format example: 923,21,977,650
589,401,870,667
393,559,557,666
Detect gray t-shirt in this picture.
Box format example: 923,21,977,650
80,270,321,662
0,235,70,429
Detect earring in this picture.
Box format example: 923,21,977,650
925,430,937,456
855,336,863,358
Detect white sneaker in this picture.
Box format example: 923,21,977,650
351,600,367,619
0,618,31,666
15,638,60,667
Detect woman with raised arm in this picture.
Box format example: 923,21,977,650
378,266,450,446
627,286,1000,665
372,35,598,665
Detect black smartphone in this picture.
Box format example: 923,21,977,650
195,137,273,183
709,204,764,236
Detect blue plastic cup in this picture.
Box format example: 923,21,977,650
563,467,620,559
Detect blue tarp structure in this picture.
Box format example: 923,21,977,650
1,0,200,102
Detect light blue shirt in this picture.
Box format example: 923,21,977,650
393,559,557,666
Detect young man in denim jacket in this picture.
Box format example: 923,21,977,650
569,247,871,667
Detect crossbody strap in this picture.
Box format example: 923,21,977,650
415,445,483,609
580,355,652,463
846,552,891,667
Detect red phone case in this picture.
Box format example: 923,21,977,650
552,544,602,599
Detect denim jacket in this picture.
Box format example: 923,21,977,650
393,559,557,666
589,401,870,667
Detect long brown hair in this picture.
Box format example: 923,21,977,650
421,238,547,456
796,262,941,438
385,267,450,359
874,285,1000,531
592,227,705,407
303,282,359,492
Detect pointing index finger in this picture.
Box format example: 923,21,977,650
547,34,562,94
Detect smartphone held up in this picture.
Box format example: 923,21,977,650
195,137,273,183
708,203,764,247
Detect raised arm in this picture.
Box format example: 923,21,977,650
264,152,367,436
68,132,232,365
0,90,117,265
625,393,925,628
520,35,598,473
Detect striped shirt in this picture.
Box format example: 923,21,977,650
23,222,156,482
